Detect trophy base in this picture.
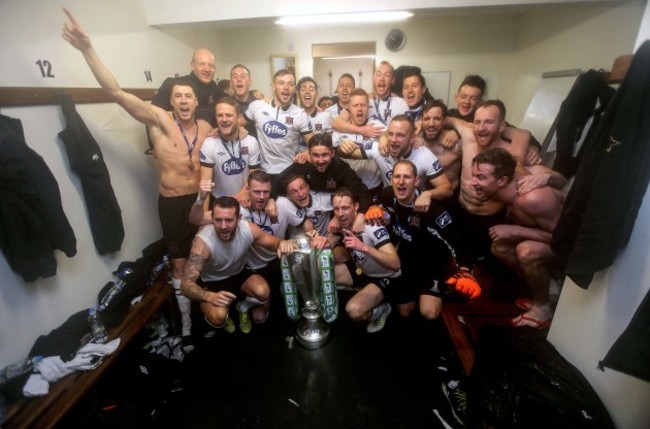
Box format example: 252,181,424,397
295,317,330,349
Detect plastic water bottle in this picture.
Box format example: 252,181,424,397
98,267,133,311
88,306,108,344
149,255,170,284
0,355,44,385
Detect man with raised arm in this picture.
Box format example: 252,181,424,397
62,8,212,352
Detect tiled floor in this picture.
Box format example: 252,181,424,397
57,290,466,429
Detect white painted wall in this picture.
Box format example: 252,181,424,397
1,0,648,426
0,0,206,365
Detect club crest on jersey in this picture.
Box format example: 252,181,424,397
326,178,337,190
432,160,442,172
385,109,392,117
241,146,249,156
199,151,208,161
409,215,421,228
435,211,453,228
315,123,322,132
261,225,273,234
285,116,294,125
263,121,288,138
222,158,246,175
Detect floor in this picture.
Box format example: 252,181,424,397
55,289,468,429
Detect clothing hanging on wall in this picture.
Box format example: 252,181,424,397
551,40,650,288
551,69,616,179
0,114,77,282
599,286,650,382
58,92,124,255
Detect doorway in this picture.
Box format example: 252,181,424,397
312,42,376,96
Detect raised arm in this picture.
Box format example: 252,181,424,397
62,8,160,127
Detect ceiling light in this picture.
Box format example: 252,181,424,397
275,11,413,26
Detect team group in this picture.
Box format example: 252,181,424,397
62,8,567,351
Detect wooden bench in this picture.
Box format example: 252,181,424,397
441,300,522,375
3,278,173,429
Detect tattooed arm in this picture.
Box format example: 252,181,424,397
181,236,212,302
181,236,236,307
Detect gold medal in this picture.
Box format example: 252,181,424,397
355,266,363,275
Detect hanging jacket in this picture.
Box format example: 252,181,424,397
551,69,615,179
58,93,124,254
551,40,650,288
0,115,77,282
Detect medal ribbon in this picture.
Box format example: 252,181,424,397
174,115,198,167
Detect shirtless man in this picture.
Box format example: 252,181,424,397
63,8,212,351
471,148,564,328
445,100,531,267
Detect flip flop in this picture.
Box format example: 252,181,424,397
514,298,534,311
510,313,552,329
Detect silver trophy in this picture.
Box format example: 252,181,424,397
287,233,330,349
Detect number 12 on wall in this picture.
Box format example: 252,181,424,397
36,59,54,78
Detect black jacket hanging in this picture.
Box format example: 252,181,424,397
58,92,125,254
551,69,615,179
0,114,77,282
552,40,650,288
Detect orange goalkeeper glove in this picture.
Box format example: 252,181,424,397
446,268,481,299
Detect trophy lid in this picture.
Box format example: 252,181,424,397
293,233,313,254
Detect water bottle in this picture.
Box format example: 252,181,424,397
98,267,133,311
0,355,44,385
149,255,170,285
88,306,108,344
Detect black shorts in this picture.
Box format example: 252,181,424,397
344,260,408,303
158,193,199,259
198,267,256,296
444,191,506,263
248,258,282,289
399,246,453,300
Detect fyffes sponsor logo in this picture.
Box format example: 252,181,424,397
222,159,246,175
263,121,289,138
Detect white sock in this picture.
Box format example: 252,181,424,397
237,295,267,313
173,278,192,337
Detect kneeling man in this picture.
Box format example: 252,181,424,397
181,196,294,333
328,187,401,333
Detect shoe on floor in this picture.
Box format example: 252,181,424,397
367,302,392,333
510,312,552,329
223,317,236,334
441,379,468,425
238,309,252,334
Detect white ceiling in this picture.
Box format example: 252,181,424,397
143,0,625,27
